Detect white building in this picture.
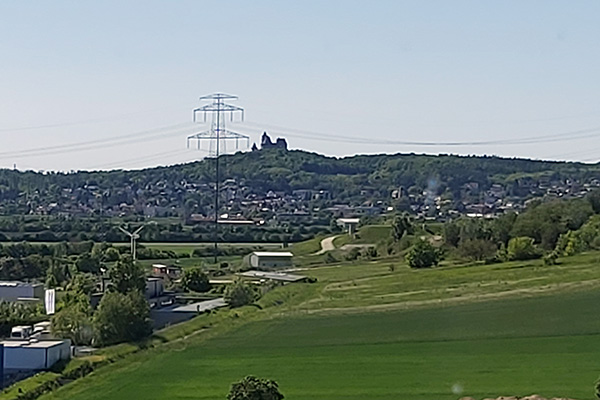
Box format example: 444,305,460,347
1,339,71,372
0,282,44,302
248,252,294,269
337,218,360,236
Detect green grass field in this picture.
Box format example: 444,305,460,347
333,225,392,248
36,249,600,400
43,289,600,400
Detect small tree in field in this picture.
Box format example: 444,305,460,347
405,239,442,269
227,376,284,400
506,236,540,261
182,268,211,293
224,279,258,308
391,214,412,242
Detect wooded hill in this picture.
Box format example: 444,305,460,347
1,149,599,208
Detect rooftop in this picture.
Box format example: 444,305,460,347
337,218,361,224
239,270,307,282
1,339,68,349
0,281,42,288
251,251,294,257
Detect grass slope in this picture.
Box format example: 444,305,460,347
43,289,600,400
37,251,600,400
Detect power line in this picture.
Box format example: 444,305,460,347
241,121,600,147
0,123,197,160
88,148,204,170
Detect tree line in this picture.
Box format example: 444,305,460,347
385,190,600,268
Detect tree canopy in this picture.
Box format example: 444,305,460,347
93,290,151,346
227,376,284,400
108,255,146,294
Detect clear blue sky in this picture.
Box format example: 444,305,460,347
1,1,600,171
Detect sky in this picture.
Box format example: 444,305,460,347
1,1,600,171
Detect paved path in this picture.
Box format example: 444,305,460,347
314,235,340,255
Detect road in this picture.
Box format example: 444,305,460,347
314,235,339,255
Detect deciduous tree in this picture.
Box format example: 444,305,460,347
227,376,284,400
405,239,442,269
93,290,151,346
182,268,211,293
108,255,145,294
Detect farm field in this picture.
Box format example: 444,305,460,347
42,289,600,400
299,251,600,313
40,251,600,400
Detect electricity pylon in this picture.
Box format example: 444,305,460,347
187,93,249,263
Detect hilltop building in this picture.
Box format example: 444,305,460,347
251,132,288,151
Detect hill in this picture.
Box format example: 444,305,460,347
1,149,600,242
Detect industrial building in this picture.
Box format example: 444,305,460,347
151,264,182,280
1,339,71,372
247,251,294,269
0,282,44,302
145,277,176,309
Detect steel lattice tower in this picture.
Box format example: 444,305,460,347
188,93,249,263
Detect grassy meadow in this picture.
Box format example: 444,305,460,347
38,250,600,400
42,289,600,400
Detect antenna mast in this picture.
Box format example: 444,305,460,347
188,93,249,263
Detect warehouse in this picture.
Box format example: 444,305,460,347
1,339,71,372
0,281,44,302
248,251,294,269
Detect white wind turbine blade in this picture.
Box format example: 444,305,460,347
118,226,133,237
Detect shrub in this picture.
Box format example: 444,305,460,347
506,236,541,261
224,280,259,308
457,238,497,261
405,239,442,269
324,252,337,264
227,376,284,400
182,268,211,293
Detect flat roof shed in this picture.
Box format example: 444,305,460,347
248,252,294,270
1,339,71,371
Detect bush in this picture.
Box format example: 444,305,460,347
344,247,361,261
405,239,442,269
224,280,258,308
360,246,378,260
227,376,284,400
505,236,541,261
457,238,497,261
182,268,211,293
324,252,337,264
543,251,559,265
